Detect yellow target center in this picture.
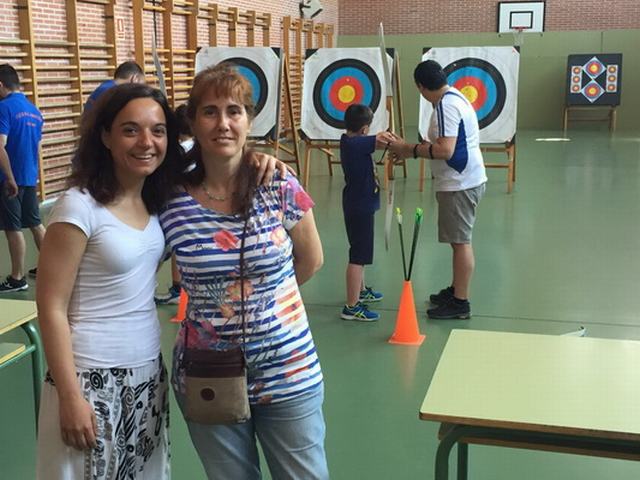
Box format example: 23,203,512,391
460,85,478,104
338,85,356,103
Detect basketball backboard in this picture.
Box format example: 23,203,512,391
498,1,545,33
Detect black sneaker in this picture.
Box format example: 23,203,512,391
28,268,37,278
428,286,454,305
0,275,29,293
427,297,471,320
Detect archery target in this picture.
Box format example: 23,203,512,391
566,54,622,106
419,47,520,144
195,47,282,139
301,48,389,141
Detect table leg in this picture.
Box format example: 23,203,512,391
457,442,468,480
21,321,44,429
435,426,460,479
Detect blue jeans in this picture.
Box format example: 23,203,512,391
177,384,329,480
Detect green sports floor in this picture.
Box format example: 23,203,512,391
2,129,640,479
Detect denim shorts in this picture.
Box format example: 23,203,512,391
176,383,329,480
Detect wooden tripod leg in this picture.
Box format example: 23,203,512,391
303,142,312,189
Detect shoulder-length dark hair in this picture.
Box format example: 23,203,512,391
69,83,183,214
183,64,257,217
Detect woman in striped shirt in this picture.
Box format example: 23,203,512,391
160,64,328,479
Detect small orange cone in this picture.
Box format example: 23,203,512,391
388,280,425,346
171,288,188,323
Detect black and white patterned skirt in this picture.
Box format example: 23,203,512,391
36,355,170,480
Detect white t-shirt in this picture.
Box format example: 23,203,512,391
48,187,165,368
427,87,487,192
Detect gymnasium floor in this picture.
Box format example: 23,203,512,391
1,129,640,479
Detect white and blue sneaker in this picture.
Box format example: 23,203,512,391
359,286,383,303
154,285,181,305
341,302,380,322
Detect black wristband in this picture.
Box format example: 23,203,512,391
429,144,434,160
412,143,419,158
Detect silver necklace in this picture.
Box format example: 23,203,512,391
201,183,228,202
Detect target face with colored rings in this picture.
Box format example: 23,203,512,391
194,47,282,139
222,58,268,117
418,47,520,144
444,59,506,129
566,53,622,106
301,48,389,141
313,59,381,129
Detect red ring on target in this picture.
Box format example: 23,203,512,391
586,61,604,76
328,76,364,111
585,85,602,98
452,76,488,111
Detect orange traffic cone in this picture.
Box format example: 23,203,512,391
171,288,188,323
388,280,425,346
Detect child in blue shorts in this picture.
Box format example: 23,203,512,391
339,104,395,322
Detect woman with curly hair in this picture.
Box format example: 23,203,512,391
35,83,179,479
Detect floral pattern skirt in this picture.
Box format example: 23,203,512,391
36,356,170,480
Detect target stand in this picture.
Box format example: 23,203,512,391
563,54,621,134
299,48,405,188
252,54,303,174
562,105,617,133
418,138,516,194
481,138,516,194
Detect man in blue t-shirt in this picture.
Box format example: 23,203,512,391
339,104,395,322
83,61,144,113
0,64,45,293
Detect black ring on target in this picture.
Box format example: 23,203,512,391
222,57,268,116
444,58,506,129
312,59,381,129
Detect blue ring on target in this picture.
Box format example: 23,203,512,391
447,66,497,121
313,59,381,129
444,58,506,129
223,57,268,116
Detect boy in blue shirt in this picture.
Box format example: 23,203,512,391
339,104,395,321
0,64,45,292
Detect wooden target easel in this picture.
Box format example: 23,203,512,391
302,52,405,189
481,138,516,193
418,137,516,193
250,54,302,174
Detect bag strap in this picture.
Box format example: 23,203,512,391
184,215,250,358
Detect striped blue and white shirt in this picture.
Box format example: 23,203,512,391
428,87,487,192
159,173,323,404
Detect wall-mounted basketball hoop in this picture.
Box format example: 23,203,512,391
512,27,526,47
498,1,545,47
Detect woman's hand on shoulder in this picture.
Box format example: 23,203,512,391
247,151,296,186
59,393,98,450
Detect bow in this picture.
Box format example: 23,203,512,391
379,23,394,251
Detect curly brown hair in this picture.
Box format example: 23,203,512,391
69,83,183,214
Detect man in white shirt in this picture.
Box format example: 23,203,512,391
388,60,487,319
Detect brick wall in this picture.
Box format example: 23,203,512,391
339,0,640,35
0,0,338,64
